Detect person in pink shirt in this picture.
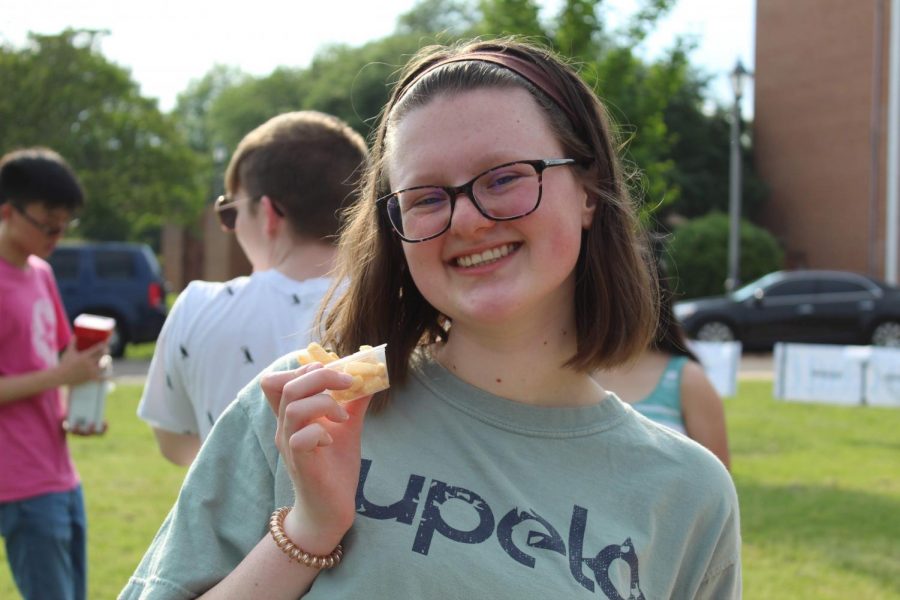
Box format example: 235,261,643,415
0,148,107,600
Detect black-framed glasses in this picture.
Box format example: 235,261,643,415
214,194,285,232
376,158,580,243
13,204,78,237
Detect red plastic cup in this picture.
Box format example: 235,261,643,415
73,314,116,351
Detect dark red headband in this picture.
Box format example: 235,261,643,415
394,50,579,124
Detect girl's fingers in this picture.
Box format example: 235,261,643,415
288,422,333,454
282,393,349,433
278,367,355,416
261,363,322,415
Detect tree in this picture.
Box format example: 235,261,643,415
662,66,768,219
478,0,546,38
554,0,603,59
173,65,248,155
622,0,677,43
667,213,784,298
0,30,204,243
197,31,457,150
172,65,248,200
396,0,478,35
173,0,769,233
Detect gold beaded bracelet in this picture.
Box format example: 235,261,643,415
268,506,344,569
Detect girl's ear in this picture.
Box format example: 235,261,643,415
580,189,598,229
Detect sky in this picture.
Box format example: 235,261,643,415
2,0,756,114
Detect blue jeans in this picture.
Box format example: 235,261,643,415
0,486,86,600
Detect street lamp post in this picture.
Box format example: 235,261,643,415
726,60,751,293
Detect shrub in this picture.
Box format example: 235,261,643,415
667,212,783,299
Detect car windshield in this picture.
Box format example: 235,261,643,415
731,272,784,301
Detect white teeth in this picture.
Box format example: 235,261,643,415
455,244,516,268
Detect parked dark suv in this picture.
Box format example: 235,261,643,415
674,270,900,349
49,242,168,357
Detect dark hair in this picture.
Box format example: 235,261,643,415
322,38,658,409
224,111,368,242
653,269,699,362
0,147,84,211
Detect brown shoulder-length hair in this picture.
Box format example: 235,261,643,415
321,37,658,410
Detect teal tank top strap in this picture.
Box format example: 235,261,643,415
630,355,689,434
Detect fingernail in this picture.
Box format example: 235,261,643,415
338,406,350,421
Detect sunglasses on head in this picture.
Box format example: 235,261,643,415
214,195,239,231
214,195,285,232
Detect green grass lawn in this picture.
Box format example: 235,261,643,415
1,380,898,598
0,384,187,599
124,341,157,361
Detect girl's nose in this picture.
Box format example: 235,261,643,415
448,193,495,237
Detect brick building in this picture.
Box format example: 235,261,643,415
161,205,250,291
754,0,897,276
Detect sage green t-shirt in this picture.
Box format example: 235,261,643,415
120,353,740,599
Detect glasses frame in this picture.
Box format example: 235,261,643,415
12,203,78,237
376,158,579,243
214,194,285,232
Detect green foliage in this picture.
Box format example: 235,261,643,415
172,0,766,229
477,0,546,38
396,0,479,35
171,66,250,200
589,44,686,217
2,2,772,248
298,34,442,138
204,67,307,152
0,30,205,243
662,67,768,219
173,65,248,155
196,32,460,152
667,212,784,298
554,0,602,59
622,0,677,43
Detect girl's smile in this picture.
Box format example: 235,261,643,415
449,241,520,269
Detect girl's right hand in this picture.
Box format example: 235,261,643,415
261,363,372,555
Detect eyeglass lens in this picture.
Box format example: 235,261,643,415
215,196,238,231
386,162,541,241
14,204,75,236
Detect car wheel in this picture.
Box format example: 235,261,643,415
871,321,900,347
107,323,126,358
695,320,736,342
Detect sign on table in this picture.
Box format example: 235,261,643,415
687,340,742,398
774,343,900,407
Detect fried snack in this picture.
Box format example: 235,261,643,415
297,342,339,366
296,342,389,403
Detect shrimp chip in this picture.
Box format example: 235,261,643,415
297,342,389,403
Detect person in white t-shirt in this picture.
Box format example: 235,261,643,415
138,111,368,465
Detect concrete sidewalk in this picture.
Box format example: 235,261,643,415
739,352,775,380
112,358,152,385
113,352,777,384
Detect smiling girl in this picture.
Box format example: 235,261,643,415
121,38,741,600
